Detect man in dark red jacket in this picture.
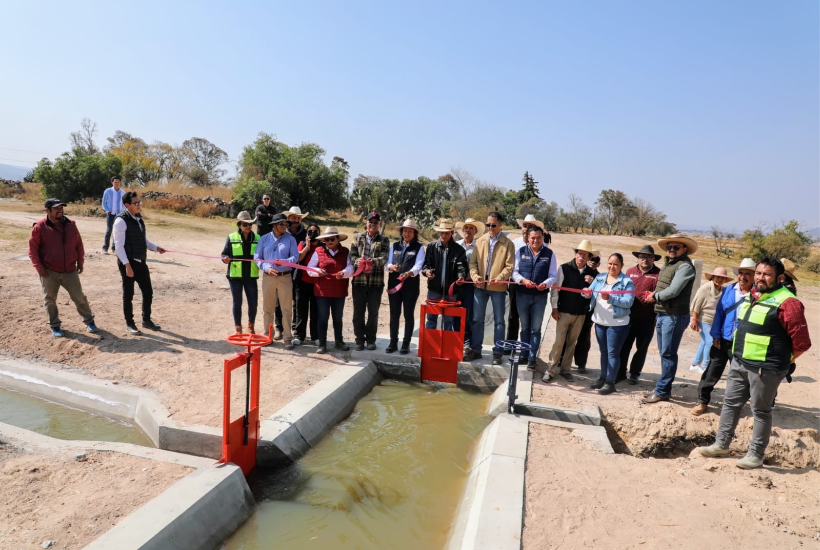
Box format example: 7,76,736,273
28,199,98,337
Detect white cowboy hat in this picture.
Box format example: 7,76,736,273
574,239,594,254
780,258,799,282
704,266,734,284
283,206,310,218
732,258,757,276
657,234,699,254
316,225,348,242
235,211,257,223
590,250,601,260
398,219,420,232
456,218,485,238
516,214,545,230
432,218,457,232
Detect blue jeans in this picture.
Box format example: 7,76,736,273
228,278,259,326
653,314,690,398
516,292,549,362
316,296,345,345
692,321,713,366
425,291,460,332
472,287,507,354
595,323,629,383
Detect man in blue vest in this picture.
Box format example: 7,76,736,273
699,258,811,469
512,226,557,370
113,191,166,335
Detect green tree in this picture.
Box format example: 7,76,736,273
519,171,540,203
595,189,633,234
181,137,228,186
33,149,122,203
238,133,349,214
231,176,288,214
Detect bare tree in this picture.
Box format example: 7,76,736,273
181,137,228,186
564,193,592,233
69,118,99,155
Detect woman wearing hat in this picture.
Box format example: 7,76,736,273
306,226,354,354
689,267,733,373
221,211,261,334
456,218,484,349
385,219,425,353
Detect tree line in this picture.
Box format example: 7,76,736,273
32,119,678,237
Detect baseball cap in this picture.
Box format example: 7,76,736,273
44,198,67,209
366,211,380,221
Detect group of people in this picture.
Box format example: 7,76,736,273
29,183,813,469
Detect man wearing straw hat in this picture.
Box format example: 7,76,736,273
349,211,391,350
456,218,483,350
306,226,354,354
507,214,544,354
700,258,811,469
619,245,661,384
642,234,698,404
542,239,597,383
691,258,755,415
422,218,468,337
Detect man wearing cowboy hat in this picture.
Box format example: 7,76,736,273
456,218,483,350
506,214,546,353
641,234,698,403
273,206,310,341
306,226,354,354
422,218,468,337
563,248,601,372
619,245,662,384
386,219,425,354
543,239,598,382
29,198,99,337
691,258,755,415
349,211,391,350
700,258,811,469
255,212,299,350
465,211,516,365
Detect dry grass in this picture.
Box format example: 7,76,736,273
0,182,44,201
140,179,232,201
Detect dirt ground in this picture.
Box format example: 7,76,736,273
0,443,191,550
0,200,817,548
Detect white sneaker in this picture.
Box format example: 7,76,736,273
690,364,706,374
541,372,554,383
292,338,302,346
313,339,321,346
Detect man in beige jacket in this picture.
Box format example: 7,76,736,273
465,211,516,365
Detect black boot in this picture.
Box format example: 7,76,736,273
386,340,398,353
598,382,617,395
399,341,410,354
590,378,605,390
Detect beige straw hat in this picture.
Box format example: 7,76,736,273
456,218,485,238
574,239,594,254
432,218,457,232
780,258,799,281
316,226,348,241
657,234,699,254
236,211,257,224
398,219,420,233
282,206,309,218
704,266,734,284
732,257,757,275
516,214,545,230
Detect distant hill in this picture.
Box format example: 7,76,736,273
808,227,820,239
0,163,31,181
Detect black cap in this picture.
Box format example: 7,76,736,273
44,198,66,209
366,210,380,221
269,213,288,225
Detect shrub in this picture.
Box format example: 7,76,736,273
33,150,122,203
803,254,820,274
230,177,287,214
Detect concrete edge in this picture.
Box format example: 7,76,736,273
513,401,602,426
258,360,382,467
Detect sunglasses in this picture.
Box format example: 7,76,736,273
241,223,253,228
666,245,683,251
485,223,499,228
325,237,338,242
262,197,270,201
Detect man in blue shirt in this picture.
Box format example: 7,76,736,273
255,213,299,349
101,176,125,254
691,258,755,415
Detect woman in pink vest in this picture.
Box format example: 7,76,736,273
306,226,355,354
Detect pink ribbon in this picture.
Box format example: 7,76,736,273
447,280,646,300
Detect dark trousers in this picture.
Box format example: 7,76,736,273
697,338,733,405
506,284,519,340
316,296,345,345
103,213,117,251
618,316,656,380
352,285,383,344
293,278,318,341
228,278,258,326
458,283,475,348
118,260,153,325
389,285,420,344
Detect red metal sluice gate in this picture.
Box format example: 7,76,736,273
418,298,465,384
218,326,272,476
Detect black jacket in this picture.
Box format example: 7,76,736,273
422,239,467,295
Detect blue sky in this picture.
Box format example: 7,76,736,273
2,0,818,231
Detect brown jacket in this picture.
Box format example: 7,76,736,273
469,232,515,292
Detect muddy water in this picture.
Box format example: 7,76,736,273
225,380,491,550
0,386,153,447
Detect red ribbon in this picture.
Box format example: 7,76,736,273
387,274,408,295
446,280,646,300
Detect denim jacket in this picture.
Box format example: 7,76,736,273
586,272,636,318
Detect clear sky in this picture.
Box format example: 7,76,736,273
2,0,818,232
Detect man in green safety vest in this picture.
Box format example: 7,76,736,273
699,258,811,469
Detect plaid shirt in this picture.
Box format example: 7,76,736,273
349,231,390,286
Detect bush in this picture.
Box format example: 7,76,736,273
803,254,820,274
33,150,122,203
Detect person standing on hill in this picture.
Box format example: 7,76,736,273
29,198,98,337
699,258,811,469
101,176,125,254
619,245,661,384
641,234,698,404
113,191,166,335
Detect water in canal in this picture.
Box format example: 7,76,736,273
0,386,153,447
224,380,491,549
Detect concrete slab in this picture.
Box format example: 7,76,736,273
372,356,421,383
513,401,601,426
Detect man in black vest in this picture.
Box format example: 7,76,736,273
422,218,468,336
642,234,697,403
543,240,597,383
113,191,166,335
